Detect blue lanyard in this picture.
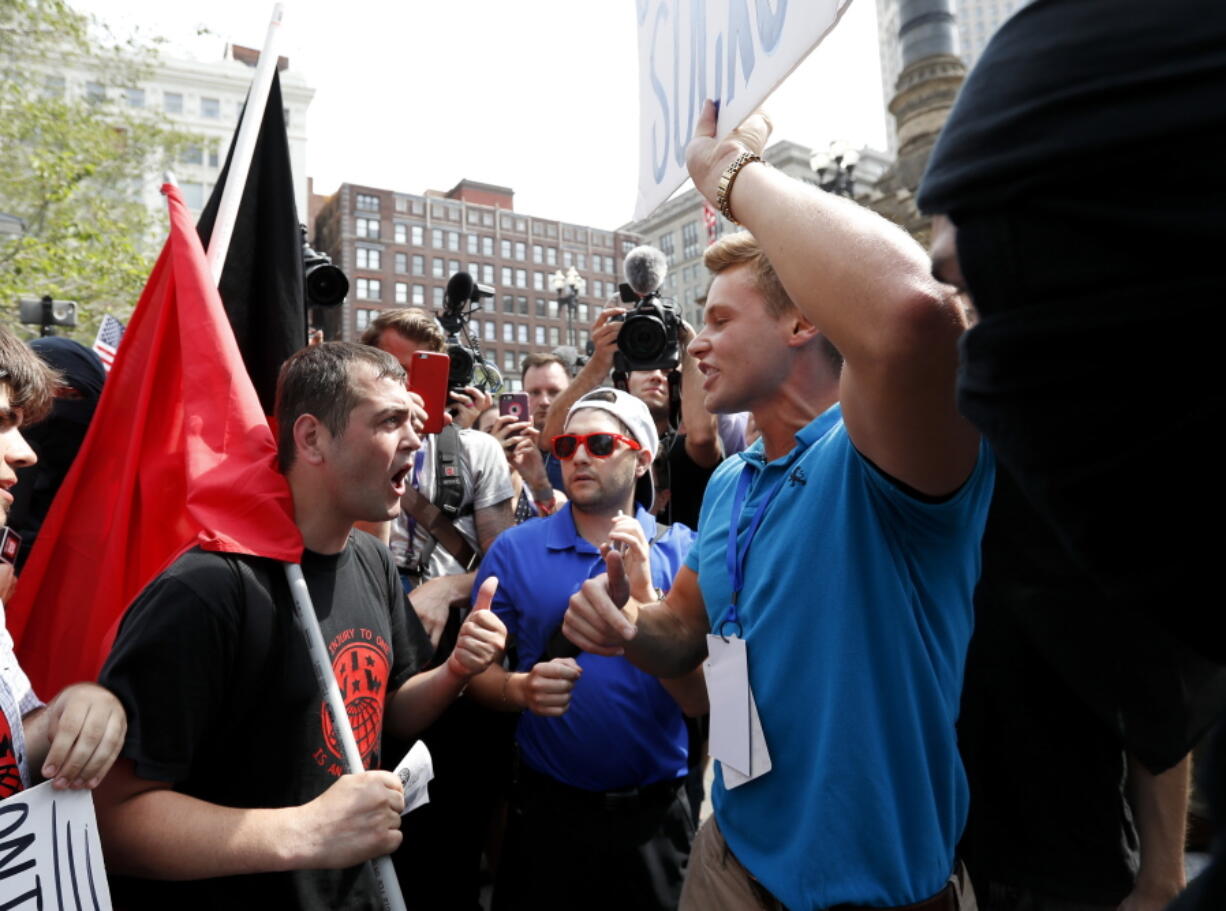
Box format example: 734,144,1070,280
719,461,792,637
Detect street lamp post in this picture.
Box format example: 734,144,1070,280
549,265,587,350
810,141,861,198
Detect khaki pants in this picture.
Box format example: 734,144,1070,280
680,816,978,911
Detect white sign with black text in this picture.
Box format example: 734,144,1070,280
0,781,112,910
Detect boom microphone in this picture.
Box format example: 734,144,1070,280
444,271,476,312
623,245,668,298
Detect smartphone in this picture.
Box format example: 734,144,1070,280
408,351,450,435
499,392,530,422
0,527,21,566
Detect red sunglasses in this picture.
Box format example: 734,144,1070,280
551,432,641,460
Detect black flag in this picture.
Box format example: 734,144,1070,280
197,68,305,414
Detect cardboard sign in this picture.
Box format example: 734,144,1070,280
634,0,853,219
0,781,112,910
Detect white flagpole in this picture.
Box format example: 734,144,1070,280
193,8,409,909
286,565,409,911
205,3,283,286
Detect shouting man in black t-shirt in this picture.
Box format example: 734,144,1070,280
94,342,507,910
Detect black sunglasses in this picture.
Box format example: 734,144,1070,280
551,432,641,460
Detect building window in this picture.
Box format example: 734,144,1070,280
577,253,587,270
517,324,528,344
515,269,527,288
395,252,407,273
658,232,675,259
356,217,380,239
535,298,547,317
432,257,445,279
163,91,183,114
394,223,407,244
467,233,478,254
85,81,106,104
428,228,441,248
395,282,408,304
125,87,145,108
201,97,220,119
546,247,558,266
562,250,573,268
532,244,543,264
433,286,444,308
180,182,205,209
533,272,545,291
503,295,515,314
180,145,203,165
682,221,700,259
503,323,514,342
482,264,495,284
578,303,589,322
449,259,461,275
534,326,545,345
412,225,424,245
503,350,516,371
207,145,219,167
482,236,494,256
483,321,496,341
515,241,526,261
548,299,559,318
411,255,425,276
356,247,381,270
356,308,379,332
501,266,513,287
500,239,512,259
357,278,381,300
395,197,408,213
549,326,560,345
515,296,527,315
412,284,425,306
448,231,460,252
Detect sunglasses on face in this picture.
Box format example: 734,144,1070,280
551,432,642,460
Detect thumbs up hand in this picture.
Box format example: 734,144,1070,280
446,577,507,679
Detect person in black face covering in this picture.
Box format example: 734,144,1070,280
5,338,106,571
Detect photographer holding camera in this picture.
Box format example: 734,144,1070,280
541,247,723,530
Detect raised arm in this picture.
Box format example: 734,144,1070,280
540,307,625,444
686,101,978,496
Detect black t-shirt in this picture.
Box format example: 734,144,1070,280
100,533,431,910
656,433,717,530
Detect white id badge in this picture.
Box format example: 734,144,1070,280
704,634,771,787
393,740,435,815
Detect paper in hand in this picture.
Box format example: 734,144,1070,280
393,740,434,815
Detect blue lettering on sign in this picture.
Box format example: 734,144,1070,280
644,0,792,187
756,0,788,52
650,2,671,183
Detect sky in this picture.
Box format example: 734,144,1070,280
73,0,888,230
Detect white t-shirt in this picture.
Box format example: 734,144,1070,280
389,428,513,581
0,598,44,794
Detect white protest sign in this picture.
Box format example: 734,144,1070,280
634,0,854,219
0,781,112,910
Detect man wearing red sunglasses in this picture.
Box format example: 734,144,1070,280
467,388,705,910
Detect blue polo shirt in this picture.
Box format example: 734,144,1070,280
474,504,695,792
685,404,994,911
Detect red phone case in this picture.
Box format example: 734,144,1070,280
409,351,450,435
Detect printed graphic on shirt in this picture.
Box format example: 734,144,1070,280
0,718,22,798
315,627,391,777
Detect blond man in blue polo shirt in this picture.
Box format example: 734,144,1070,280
564,104,993,911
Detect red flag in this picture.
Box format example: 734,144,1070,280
6,184,303,696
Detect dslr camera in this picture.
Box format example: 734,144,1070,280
612,244,682,373
440,271,501,392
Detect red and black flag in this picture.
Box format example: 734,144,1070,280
196,68,304,415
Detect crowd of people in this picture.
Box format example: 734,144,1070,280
1,2,1224,908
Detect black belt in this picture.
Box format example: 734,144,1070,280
515,761,683,813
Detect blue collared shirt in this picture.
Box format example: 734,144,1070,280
474,504,695,791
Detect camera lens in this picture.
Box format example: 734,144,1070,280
619,312,668,363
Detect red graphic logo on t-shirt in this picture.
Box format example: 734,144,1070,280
318,629,390,773
0,715,23,798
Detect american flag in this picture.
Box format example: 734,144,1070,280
93,313,125,372
703,203,719,245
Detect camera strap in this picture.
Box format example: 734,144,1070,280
402,425,477,573
401,485,478,572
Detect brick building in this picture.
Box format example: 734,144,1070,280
312,178,640,390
